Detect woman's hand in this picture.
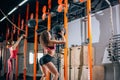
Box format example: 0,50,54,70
58,30,64,36
21,34,26,39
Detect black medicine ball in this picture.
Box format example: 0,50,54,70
28,19,36,28
52,25,65,38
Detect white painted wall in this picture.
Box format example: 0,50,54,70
68,11,101,47
68,18,81,47
68,4,120,80
68,4,120,64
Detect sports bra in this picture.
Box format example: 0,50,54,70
46,44,56,51
9,47,18,59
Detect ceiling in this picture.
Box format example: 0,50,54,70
0,0,119,42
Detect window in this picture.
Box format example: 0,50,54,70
29,51,43,64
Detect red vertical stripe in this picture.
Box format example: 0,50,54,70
15,14,21,80
23,4,29,80
11,15,14,40
33,1,39,80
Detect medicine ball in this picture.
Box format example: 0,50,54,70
52,25,66,38
27,19,36,28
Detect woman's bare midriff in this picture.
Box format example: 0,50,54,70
47,50,55,56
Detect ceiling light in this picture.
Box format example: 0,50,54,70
18,0,28,6
8,7,18,15
0,16,6,22
0,0,28,22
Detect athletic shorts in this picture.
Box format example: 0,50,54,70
39,54,53,66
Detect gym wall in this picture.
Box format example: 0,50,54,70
68,4,120,80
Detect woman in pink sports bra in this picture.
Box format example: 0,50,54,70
39,30,66,80
6,35,25,80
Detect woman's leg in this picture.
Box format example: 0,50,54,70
40,65,48,80
6,62,10,80
6,59,13,80
45,62,59,80
10,71,13,80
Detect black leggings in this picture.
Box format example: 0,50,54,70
39,54,53,66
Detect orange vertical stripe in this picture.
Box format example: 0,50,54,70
15,14,21,80
11,15,14,40
13,21,16,35
33,1,39,80
47,0,51,31
47,13,51,31
23,4,29,80
87,0,93,80
64,0,68,80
